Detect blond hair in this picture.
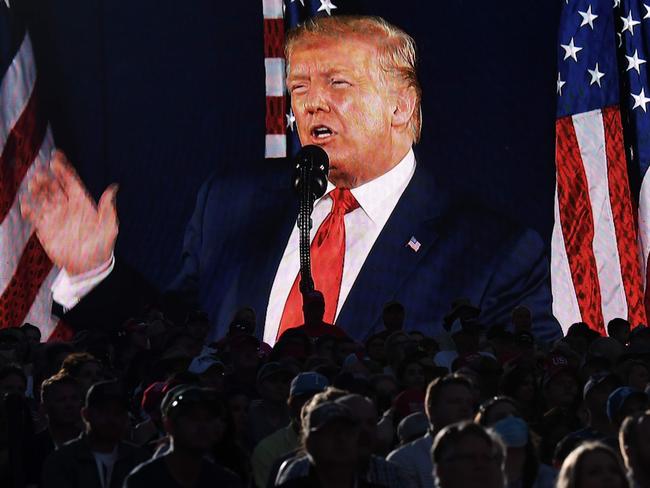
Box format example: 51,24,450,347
285,15,422,143
556,441,629,488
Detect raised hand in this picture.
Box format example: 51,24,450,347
20,150,119,276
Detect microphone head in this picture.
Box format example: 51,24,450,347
293,145,330,199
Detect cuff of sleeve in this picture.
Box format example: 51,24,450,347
51,254,115,311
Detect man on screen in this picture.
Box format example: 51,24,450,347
21,15,562,344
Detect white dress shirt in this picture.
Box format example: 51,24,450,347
263,149,415,344
51,150,416,345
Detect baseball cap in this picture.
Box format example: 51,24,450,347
161,385,219,420
85,380,129,410
256,361,294,384
188,346,225,375
304,400,359,432
290,372,329,397
542,352,575,387
607,386,648,422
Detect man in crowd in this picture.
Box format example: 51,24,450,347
251,371,329,488
619,410,650,487
22,15,561,345
42,380,148,488
246,362,294,448
387,374,475,488
337,394,415,487
275,399,362,487
30,373,83,484
124,385,241,487
432,421,506,488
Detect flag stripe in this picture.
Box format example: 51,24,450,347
555,115,605,333
573,110,627,325
0,33,36,156
23,267,58,337
266,96,285,135
0,234,53,328
263,0,286,158
0,128,52,297
603,106,647,326
264,18,285,58
0,76,46,222
551,188,583,330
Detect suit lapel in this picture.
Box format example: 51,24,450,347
235,163,298,333
337,163,450,340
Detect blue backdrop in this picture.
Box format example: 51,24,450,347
16,0,562,290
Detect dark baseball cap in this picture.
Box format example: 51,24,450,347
85,380,129,410
289,372,329,397
161,385,220,420
257,361,294,384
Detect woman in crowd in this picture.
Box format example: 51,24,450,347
555,441,629,488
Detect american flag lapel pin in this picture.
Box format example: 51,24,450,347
407,236,421,252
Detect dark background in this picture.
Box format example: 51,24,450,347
15,0,562,290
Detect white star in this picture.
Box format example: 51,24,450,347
588,63,605,87
3,0,9,8
561,38,583,62
317,0,338,15
626,49,647,74
614,0,621,6
290,0,305,6
286,110,296,131
632,88,650,111
557,72,567,96
618,32,623,47
579,6,599,29
621,10,641,35
645,4,650,19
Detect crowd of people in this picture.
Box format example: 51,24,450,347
0,297,648,488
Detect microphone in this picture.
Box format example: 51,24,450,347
292,145,329,200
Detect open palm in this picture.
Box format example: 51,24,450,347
20,150,119,276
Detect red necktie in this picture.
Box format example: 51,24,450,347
277,188,359,339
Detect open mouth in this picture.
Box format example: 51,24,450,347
310,125,335,141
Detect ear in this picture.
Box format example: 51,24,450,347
391,84,417,130
80,406,89,422
162,416,175,436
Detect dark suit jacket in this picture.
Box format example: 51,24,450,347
41,434,149,488
61,155,562,343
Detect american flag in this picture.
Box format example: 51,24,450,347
0,2,62,338
263,0,341,159
552,0,649,334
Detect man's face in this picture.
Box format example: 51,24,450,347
306,419,360,466
167,405,225,452
84,402,128,444
287,35,401,188
430,384,474,431
435,435,503,488
338,396,378,460
76,361,104,395
45,384,82,426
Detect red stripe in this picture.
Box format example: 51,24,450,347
264,18,285,58
0,234,53,328
603,107,647,327
0,77,46,222
556,116,606,334
266,96,286,135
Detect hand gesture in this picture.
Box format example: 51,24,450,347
20,150,119,276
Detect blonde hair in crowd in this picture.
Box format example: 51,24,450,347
285,15,423,143
556,441,630,488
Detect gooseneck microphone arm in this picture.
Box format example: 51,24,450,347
292,145,329,295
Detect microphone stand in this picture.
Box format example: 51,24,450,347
298,162,315,295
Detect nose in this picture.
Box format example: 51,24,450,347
302,85,330,114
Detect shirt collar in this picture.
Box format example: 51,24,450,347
320,148,416,224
